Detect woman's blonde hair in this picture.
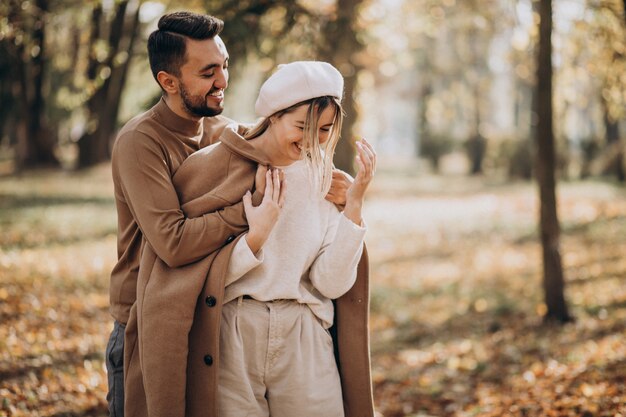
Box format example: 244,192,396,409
245,95,344,195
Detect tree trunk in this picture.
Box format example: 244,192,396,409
416,80,432,157
14,0,59,169
98,1,141,155
467,84,486,175
415,46,433,160
319,0,365,176
466,22,487,176
78,0,135,168
602,107,624,182
335,71,359,175
534,0,571,323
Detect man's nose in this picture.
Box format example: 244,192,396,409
214,68,228,89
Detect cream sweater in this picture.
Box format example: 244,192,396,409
224,159,366,328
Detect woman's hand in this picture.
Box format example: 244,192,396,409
343,138,376,225
243,168,285,254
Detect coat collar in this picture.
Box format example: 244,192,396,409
220,125,271,166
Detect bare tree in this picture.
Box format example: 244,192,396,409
318,0,365,175
534,0,571,323
77,0,141,168
4,0,59,169
599,0,625,181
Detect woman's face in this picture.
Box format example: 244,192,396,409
268,104,336,165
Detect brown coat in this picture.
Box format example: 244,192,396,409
124,128,374,417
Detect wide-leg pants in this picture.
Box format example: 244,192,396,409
218,297,345,417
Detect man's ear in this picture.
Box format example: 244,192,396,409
156,71,179,95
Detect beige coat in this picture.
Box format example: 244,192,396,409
124,127,374,417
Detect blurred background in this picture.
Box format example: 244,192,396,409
1,0,625,416
1,0,624,177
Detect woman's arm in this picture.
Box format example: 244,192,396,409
224,168,285,285
308,212,366,299
309,138,376,299
342,138,376,225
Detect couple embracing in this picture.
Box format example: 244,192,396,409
106,10,377,417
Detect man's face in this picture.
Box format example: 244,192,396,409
177,35,229,118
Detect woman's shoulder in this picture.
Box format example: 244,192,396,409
184,128,254,172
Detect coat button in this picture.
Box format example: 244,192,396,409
205,296,217,307
225,234,236,244
204,355,213,366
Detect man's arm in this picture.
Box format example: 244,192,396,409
113,132,248,268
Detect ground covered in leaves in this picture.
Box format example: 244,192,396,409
1,164,625,416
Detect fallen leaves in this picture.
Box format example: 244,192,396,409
1,166,113,417
1,168,625,416
367,175,626,416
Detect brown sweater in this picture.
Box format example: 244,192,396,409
109,98,247,324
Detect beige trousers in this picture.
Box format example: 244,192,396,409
218,297,345,417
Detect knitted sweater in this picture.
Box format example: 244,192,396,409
224,159,366,328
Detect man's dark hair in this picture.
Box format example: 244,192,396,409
148,11,224,86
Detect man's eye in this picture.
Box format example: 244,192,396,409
202,73,215,78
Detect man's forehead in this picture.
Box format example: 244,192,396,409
185,36,229,65
214,35,227,55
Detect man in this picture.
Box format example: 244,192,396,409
105,11,352,417
106,11,244,417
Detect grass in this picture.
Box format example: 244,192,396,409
1,164,625,416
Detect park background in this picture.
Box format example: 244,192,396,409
1,0,625,416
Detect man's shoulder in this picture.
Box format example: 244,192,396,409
117,105,157,136
112,108,163,151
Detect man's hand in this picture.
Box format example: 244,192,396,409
325,169,354,206
243,168,285,253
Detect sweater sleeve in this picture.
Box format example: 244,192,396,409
113,131,248,268
224,235,264,286
309,210,366,299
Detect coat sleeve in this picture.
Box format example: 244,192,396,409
112,131,248,268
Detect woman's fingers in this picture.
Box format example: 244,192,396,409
354,146,366,181
261,168,285,207
360,138,377,174
243,190,252,213
278,177,286,208
356,141,373,179
264,169,274,201
272,168,281,203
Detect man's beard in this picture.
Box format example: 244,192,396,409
179,82,223,118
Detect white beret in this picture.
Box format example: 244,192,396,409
254,61,344,117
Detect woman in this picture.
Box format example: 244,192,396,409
218,61,376,416
124,61,376,417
